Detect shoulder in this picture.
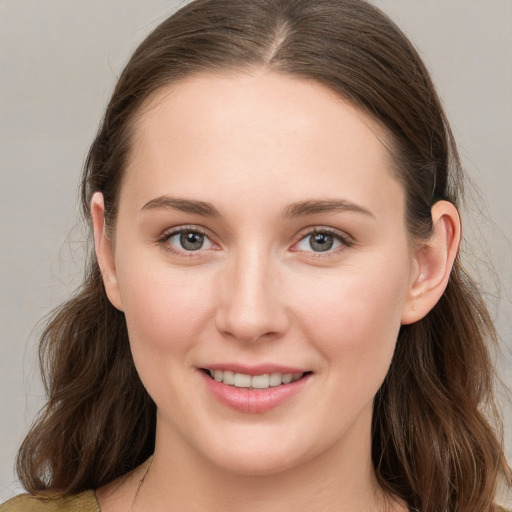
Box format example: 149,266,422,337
0,491,100,512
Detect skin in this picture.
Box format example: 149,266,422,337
93,71,460,512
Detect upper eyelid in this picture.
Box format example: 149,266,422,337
159,225,349,237
291,227,353,255
158,225,214,247
157,226,217,257
159,224,211,239
295,226,352,243
156,224,352,250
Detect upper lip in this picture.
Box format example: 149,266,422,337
201,363,310,376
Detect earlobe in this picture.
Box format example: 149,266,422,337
91,192,124,311
401,200,461,325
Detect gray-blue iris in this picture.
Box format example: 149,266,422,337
181,232,204,251
310,233,334,252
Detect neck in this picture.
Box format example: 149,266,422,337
133,411,403,512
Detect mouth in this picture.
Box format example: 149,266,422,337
202,369,309,389
200,367,312,413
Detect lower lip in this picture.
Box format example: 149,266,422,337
200,371,311,413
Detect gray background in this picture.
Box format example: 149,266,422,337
1,0,511,504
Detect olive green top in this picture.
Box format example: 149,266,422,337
0,491,100,512
1,492,510,512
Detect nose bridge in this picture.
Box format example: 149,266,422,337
216,244,287,343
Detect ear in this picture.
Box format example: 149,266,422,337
91,192,124,311
401,200,461,325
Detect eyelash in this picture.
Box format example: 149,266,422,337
157,226,352,257
292,227,352,256
157,226,215,257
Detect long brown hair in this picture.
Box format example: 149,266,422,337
17,1,510,510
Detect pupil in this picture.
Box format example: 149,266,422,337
310,233,333,252
180,232,204,251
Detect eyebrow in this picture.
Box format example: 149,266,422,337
141,196,220,217
282,199,374,219
141,195,373,219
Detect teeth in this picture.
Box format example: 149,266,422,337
251,374,269,389
223,370,234,385
208,370,304,389
281,373,293,384
234,373,251,387
269,373,282,387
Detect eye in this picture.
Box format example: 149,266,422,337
294,229,348,253
160,228,214,253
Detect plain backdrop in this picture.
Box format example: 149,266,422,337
1,0,511,504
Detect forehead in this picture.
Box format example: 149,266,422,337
121,71,403,218
133,70,391,157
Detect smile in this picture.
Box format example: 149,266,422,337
207,369,304,389
201,368,312,413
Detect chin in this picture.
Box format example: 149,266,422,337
196,430,317,477
211,451,304,477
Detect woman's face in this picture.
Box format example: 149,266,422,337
99,72,419,475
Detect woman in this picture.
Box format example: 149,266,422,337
1,0,510,511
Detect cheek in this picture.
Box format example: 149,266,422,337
116,257,215,360
116,258,220,413
293,256,410,376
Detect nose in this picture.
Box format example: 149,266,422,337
215,250,289,343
